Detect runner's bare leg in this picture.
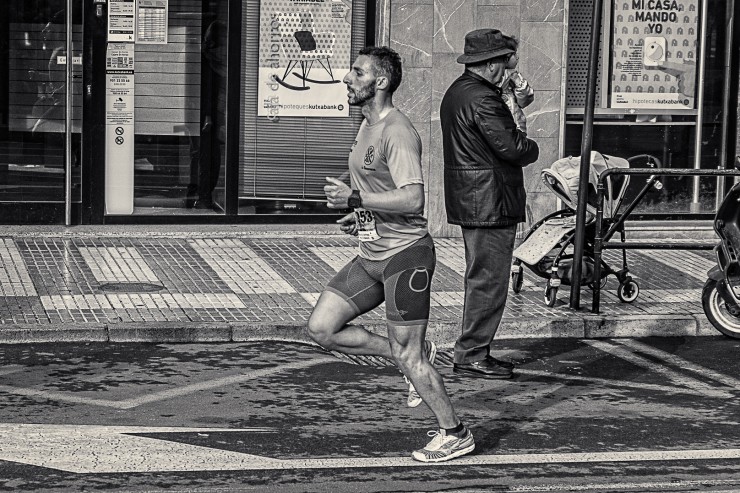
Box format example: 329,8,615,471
307,290,393,359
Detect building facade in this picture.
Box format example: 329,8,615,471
0,0,737,234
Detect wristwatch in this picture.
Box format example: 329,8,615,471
347,189,362,209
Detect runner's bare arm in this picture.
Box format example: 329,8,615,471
324,177,424,214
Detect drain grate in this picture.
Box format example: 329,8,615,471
332,350,454,368
99,282,165,293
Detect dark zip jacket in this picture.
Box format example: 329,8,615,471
440,70,539,227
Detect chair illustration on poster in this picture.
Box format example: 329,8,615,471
274,11,339,91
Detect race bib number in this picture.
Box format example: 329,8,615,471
354,208,380,242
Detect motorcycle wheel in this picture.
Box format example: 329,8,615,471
702,279,740,338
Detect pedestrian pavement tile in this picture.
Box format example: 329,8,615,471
0,236,715,325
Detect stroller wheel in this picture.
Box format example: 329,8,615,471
511,266,524,293
545,282,558,307
617,279,640,303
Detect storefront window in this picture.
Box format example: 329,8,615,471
239,0,367,214
565,0,732,217
0,0,81,209
131,0,227,215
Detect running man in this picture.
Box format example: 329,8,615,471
307,46,475,463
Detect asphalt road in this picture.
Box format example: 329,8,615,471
1,337,740,492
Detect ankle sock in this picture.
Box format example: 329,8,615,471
444,422,465,437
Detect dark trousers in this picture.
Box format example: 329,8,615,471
454,224,518,364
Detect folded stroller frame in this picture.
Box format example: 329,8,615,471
511,152,662,307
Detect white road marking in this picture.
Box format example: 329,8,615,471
79,247,160,283
0,239,37,296
510,478,740,492
615,339,740,390
1,423,739,473
190,239,295,295
0,358,337,409
0,365,24,377
585,340,733,398
308,246,357,272
515,369,715,397
40,293,248,310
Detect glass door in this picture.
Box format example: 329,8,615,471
0,0,81,223
125,0,227,216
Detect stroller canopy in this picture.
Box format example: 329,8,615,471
541,151,630,219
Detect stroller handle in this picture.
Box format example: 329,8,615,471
626,154,662,168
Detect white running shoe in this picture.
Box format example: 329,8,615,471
404,341,438,408
411,428,475,463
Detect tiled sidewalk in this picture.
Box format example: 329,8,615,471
0,234,716,335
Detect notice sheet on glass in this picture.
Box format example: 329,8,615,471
258,0,352,118
108,0,135,42
137,0,168,44
610,0,700,111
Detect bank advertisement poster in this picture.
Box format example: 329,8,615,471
258,0,352,118
610,0,700,111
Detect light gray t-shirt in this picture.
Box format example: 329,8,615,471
348,108,428,260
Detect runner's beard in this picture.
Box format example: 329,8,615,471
348,81,376,106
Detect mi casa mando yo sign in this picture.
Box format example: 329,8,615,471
631,0,686,33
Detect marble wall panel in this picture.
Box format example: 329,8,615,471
525,89,560,140
522,136,559,194
478,5,520,38
395,67,432,123
433,0,476,54
414,119,432,213
525,191,558,228
521,0,564,22
427,122,459,237
390,0,567,237
391,4,433,67
431,53,463,121
518,21,563,91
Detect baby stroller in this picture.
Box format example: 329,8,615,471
511,151,661,307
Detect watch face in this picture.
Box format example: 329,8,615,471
348,191,361,208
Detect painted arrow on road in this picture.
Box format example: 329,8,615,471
2,423,740,473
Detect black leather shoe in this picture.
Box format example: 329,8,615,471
488,356,515,370
453,358,513,379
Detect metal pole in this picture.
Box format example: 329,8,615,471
591,181,606,313
65,0,73,225
569,0,603,310
690,0,709,212
716,0,735,207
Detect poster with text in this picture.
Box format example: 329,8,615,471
610,0,700,111
257,0,352,118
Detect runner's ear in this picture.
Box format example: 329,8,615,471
376,76,389,91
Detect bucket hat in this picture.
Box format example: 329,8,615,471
456,29,515,64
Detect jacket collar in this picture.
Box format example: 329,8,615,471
462,69,502,95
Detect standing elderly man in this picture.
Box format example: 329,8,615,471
308,46,475,462
440,29,539,378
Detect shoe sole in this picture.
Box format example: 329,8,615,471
452,367,513,379
406,341,439,408
411,443,475,463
